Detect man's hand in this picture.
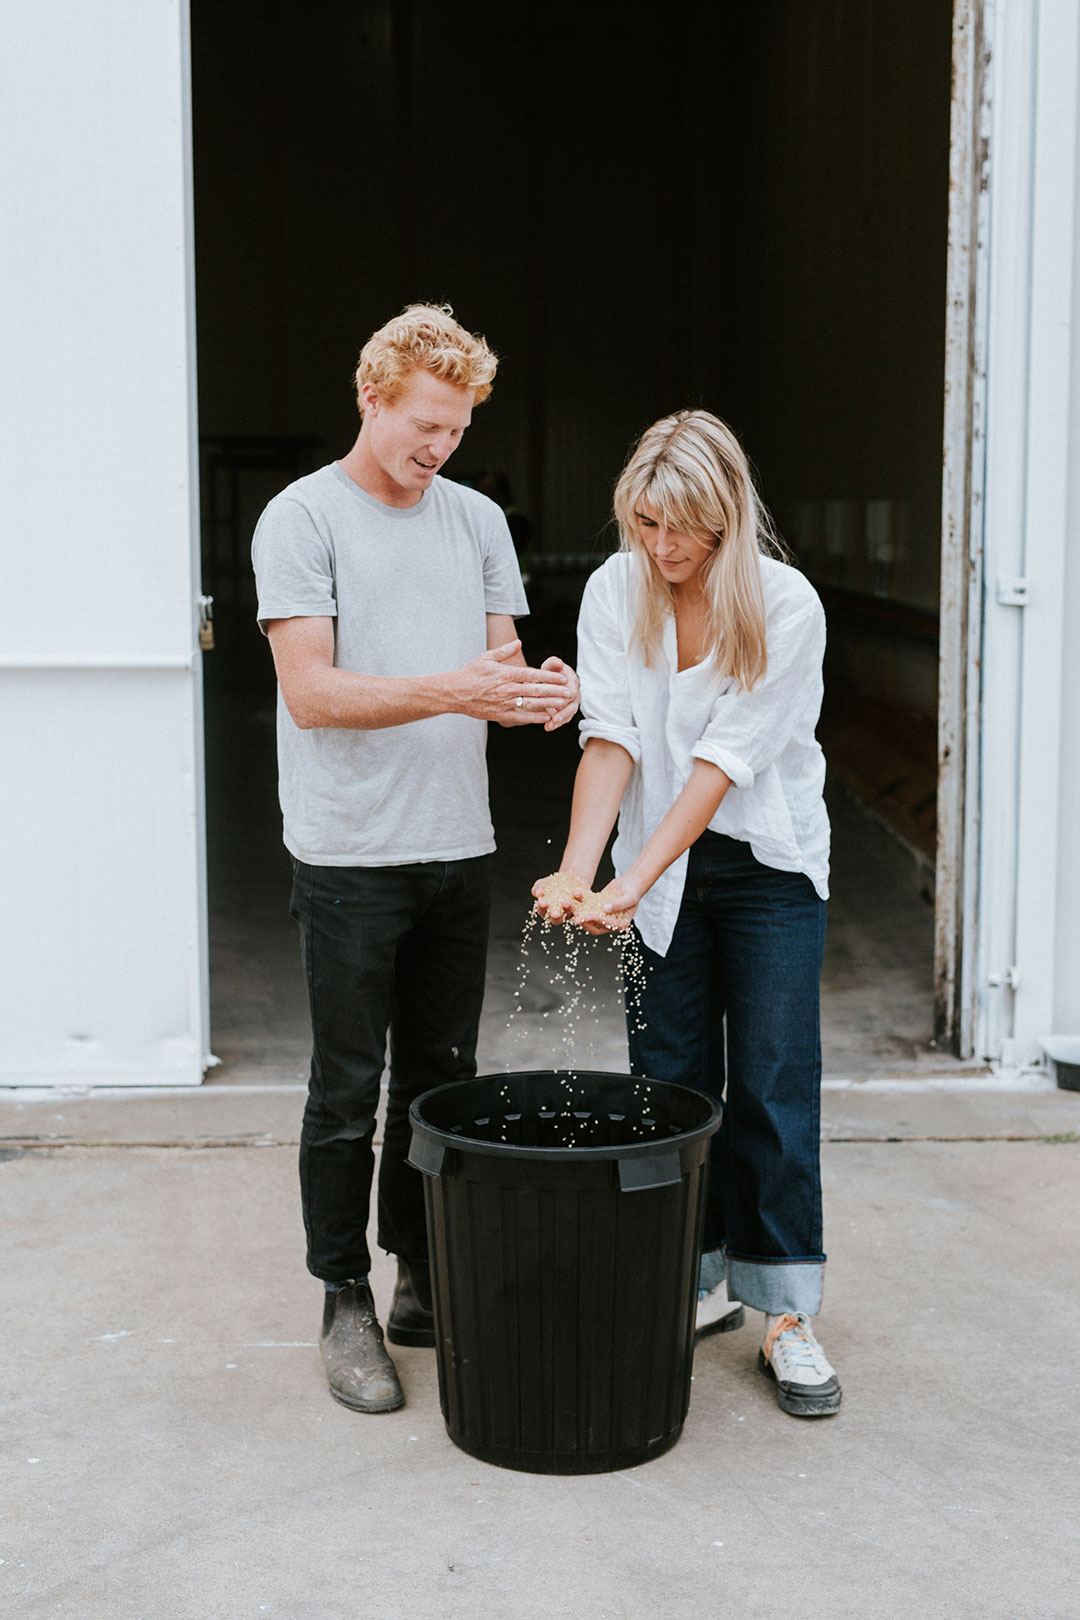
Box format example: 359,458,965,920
456,640,576,725
538,657,581,731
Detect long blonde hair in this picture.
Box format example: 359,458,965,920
613,410,780,689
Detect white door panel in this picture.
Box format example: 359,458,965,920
0,2,207,1086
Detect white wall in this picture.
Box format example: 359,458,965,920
977,0,1080,1065
0,1,207,1084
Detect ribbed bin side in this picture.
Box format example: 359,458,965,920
423,1142,710,1474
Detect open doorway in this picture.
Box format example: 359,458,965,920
191,0,956,1082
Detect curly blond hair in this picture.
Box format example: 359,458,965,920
355,303,498,410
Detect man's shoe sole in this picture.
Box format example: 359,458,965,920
386,1320,436,1348
326,1381,405,1414
695,1303,746,1341
758,1349,842,1417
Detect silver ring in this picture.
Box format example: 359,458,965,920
515,696,523,708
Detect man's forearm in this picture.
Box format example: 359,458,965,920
285,665,462,731
269,618,575,730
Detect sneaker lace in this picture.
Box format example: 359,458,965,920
763,1312,829,1374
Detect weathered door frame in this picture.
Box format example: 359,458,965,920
938,0,1080,1065
936,0,991,1058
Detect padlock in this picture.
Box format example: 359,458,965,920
198,594,215,651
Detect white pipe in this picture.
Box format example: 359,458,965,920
0,654,196,670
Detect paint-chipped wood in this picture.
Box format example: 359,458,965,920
936,0,990,1057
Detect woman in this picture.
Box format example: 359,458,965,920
533,410,839,1418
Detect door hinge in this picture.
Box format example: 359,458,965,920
996,576,1029,607
987,965,1020,990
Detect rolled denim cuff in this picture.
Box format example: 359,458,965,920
726,1256,825,1317
698,1247,728,1293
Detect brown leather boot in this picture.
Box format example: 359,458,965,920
320,1282,404,1412
386,1256,435,1347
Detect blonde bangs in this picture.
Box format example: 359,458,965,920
631,470,706,542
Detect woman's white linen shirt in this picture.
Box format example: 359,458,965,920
577,552,830,957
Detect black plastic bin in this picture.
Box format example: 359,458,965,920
407,1069,721,1475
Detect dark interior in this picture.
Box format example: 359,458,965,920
191,0,954,1071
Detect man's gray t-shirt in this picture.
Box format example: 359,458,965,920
252,463,529,866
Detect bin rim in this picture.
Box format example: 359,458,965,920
408,1069,722,1165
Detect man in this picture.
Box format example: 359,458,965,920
252,304,578,1413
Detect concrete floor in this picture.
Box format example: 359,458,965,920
2,1083,1078,1619
4,694,1078,1618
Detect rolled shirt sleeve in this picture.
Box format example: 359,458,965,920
576,564,643,763
691,596,825,789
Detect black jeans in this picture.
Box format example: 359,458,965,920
290,854,491,1281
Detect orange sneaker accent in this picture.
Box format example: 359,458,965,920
763,1313,801,1365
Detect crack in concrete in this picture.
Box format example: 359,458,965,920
1,1132,1076,1154
824,1133,1079,1144
0,1136,298,1151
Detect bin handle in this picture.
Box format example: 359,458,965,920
618,1151,682,1192
407,1131,446,1179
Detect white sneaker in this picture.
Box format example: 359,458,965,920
759,1313,842,1417
695,1279,745,1339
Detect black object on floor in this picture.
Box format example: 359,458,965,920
408,1070,721,1475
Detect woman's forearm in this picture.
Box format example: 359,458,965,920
622,759,731,895
557,738,635,886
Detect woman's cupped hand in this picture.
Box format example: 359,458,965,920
531,872,638,933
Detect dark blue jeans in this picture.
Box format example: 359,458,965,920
290,855,491,1282
627,831,828,1316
